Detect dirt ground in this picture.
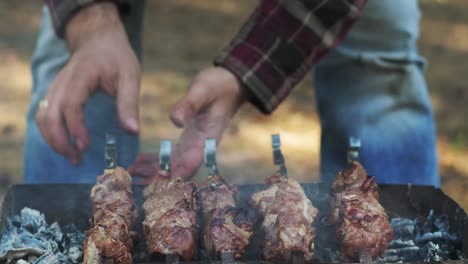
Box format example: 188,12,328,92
0,1,467,210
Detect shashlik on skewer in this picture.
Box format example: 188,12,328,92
198,139,254,260
250,135,319,262
83,134,138,264
328,138,393,262
142,140,198,261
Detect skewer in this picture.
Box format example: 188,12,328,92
204,138,219,176
204,138,236,263
104,133,117,174
221,251,235,264
347,136,361,165
349,140,375,264
101,259,114,264
272,134,288,177
159,140,172,172
290,250,305,264
166,253,180,264
99,135,123,264
359,249,373,264
158,140,180,264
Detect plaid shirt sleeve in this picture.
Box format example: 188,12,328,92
214,0,367,114
44,0,131,38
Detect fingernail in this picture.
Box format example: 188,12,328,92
70,152,81,165
77,138,86,151
126,118,139,132
70,157,79,165
170,108,185,128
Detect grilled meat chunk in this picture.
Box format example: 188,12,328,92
83,167,138,264
251,173,318,262
142,171,198,260
199,175,254,259
328,161,393,262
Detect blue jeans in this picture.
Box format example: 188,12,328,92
24,0,439,186
315,0,439,186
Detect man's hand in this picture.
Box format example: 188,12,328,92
129,67,246,182
35,2,140,164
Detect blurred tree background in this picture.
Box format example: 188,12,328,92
0,0,467,209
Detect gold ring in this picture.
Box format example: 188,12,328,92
39,99,49,109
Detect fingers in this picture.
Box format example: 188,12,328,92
128,153,159,179
171,141,205,181
36,77,81,164
60,67,94,157
170,80,214,128
47,105,81,163
36,63,97,164
63,103,89,151
116,67,140,133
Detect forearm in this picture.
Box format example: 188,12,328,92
64,2,124,52
44,0,131,38
215,0,367,114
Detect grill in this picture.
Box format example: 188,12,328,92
1,183,467,264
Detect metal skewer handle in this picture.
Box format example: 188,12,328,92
272,134,288,177
221,251,235,264
104,133,117,171
159,140,172,172
347,137,361,165
166,254,179,264
204,138,219,176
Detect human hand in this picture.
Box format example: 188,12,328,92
129,67,246,182
128,153,158,184
35,2,140,164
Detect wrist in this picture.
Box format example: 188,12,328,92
218,66,248,107
65,2,125,52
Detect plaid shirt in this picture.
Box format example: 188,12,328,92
46,0,366,114
215,0,367,113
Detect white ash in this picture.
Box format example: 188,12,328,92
377,210,464,263
0,207,85,264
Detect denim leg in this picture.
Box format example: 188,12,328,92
314,0,439,186
24,4,146,183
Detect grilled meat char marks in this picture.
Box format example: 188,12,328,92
329,161,393,262
143,170,198,260
83,167,138,264
251,173,318,262
199,175,254,259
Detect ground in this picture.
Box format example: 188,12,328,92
0,0,467,210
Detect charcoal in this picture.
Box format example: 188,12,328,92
454,250,467,260
388,239,415,248
32,252,71,264
0,219,51,262
384,246,420,262
66,247,82,264
416,210,452,235
380,210,463,263
420,241,451,262
412,210,461,261
0,208,85,264
37,222,63,243
415,231,459,244
20,208,46,234
390,218,415,240
11,216,21,228
433,215,449,232
26,255,38,263
377,254,399,263
417,210,435,234
62,225,85,263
